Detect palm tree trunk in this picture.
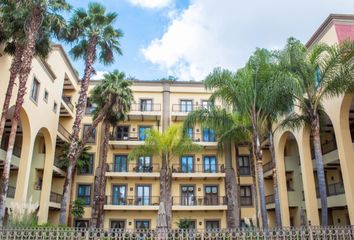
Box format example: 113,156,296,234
159,154,172,228
91,119,110,228
312,116,328,226
253,132,268,229
0,45,23,145
0,6,42,225
268,123,282,227
224,140,240,228
59,36,98,225
249,144,259,228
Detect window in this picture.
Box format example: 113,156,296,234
53,102,57,113
181,156,194,173
181,185,195,206
114,155,127,172
75,220,89,228
203,128,215,142
201,100,211,110
136,185,151,205
137,156,152,172
115,126,129,140
85,98,96,115
43,90,48,102
111,220,125,229
139,126,151,141
135,220,150,229
112,185,126,205
83,124,96,144
140,99,152,111
205,220,220,230
77,184,91,205
238,156,251,176
180,100,193,112
186,128,193,140
203,156,217,173
78,154,94,174
30,78,40,102
204,186,219,205
240,186,252,207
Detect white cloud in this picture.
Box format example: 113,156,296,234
127,0,172,9
91,71,108,80
142,0,354,81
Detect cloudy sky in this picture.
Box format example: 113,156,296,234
64,0,354,81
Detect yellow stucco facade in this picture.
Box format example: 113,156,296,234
0,14,353,229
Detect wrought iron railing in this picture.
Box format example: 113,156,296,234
172,104,220,113
57,123,70,141
109,131,141,141
7,186,15,198
171,164,225,173
105,195,160,206
106,163,160,173
1,226,354,239
265,193,275,204
0,142,21,158
239,166,251,176
316,181,345,198
130,103,161,112
62,96,74,112
172,196,227,206
50,192,63,203
263,161,273,173
186,132,217,142
240,196,253,206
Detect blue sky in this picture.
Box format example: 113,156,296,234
63,0,354,81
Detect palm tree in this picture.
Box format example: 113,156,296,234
184,106,250,228
88,71,133,228
0,0,70,225
59,2,123,225
279,38,354,225
128,125,203,228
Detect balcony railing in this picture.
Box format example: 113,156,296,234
7,186,15,198
240,196,253,206
0,142,21,158
316,181,345,198
172,164,225,173
130,103,161,112
50,192,63,203
311,138,337,158
105,195,159,206
110,132,141,141
107,163,160,173
172,104,221,113
62,96,74,112
172,196,227,206
58,123,71,141
265,194,275,204
186,132,217,142
263,161,273,173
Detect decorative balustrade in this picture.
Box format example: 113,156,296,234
1,226,354,239
171,164,224,173
172,196,227,206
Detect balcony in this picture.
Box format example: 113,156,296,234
49,192,62,209
172,196,227,211
187,132,218,149
263,161,274,178
128,104,161,121
104,195,160,211
265,193,275,209
0,143,21,167
239,166,251,176
106,163,160,179
316,182,346,208
57,123,70,142
240,196,253,207
109,132,144,149
52,158,66,177
60,96,74,117
171,164,225,179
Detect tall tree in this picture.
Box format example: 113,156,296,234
128,125,203,228
59,2,123,225
279,38,354,225
88,71,133,228
184,106,250,228
0,0,70,225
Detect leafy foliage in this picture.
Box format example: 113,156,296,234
71,199,85,219
176,218,195,229
56,142,91,170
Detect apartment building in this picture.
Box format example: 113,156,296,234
0,13,353,229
